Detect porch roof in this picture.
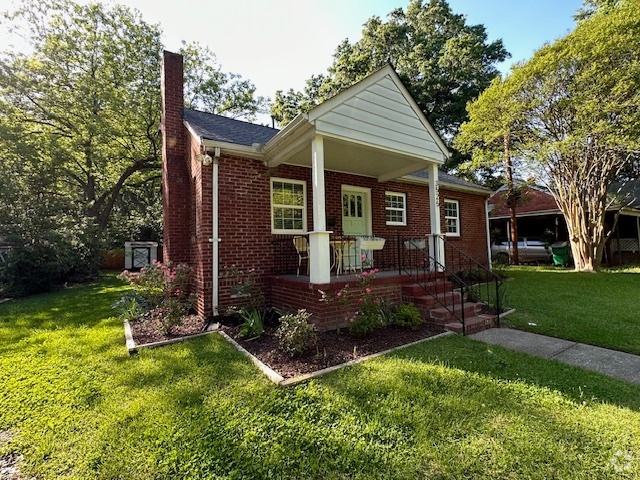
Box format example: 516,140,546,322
185,65,452,183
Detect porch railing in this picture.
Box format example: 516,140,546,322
401,234,504,334
271,233,504,334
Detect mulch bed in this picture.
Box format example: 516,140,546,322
128,314,445,379
219,321,445,379
129,315,207,345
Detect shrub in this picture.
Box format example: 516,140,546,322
392,303,422,330
275,310,317,356
0,230,100,296
111,292,150,321
117,261,196,334
320,268,387,337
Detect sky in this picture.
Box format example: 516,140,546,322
1,0,584,106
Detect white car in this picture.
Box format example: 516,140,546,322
491,236,551,264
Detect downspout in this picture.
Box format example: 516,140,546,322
211,147,221,315
485,198,493,270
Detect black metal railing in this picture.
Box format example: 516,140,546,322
399,234,504,334
271,233,504,335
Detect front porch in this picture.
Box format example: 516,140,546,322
266,233,499,333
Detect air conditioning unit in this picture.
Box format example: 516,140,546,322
124,241,158,270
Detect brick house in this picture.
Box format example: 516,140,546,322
161,50,494,331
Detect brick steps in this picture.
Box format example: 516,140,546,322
402,281,494,335
445,314,497,335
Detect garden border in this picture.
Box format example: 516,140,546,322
124,320,220,354
218,329,454,387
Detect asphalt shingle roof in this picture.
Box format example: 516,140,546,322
408,169,491,192
182,109,279,146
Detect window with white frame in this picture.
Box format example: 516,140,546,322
271,178,306,233
385,191,407,226
444,199,460,236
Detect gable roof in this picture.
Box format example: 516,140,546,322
305,64,450,163
183,109,278,146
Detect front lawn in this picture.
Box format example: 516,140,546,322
1,273,640,479
501,265,640,354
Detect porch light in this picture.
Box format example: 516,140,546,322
196,153,213,166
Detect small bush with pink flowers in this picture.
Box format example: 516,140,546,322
115,260,196,334
320,267,391,336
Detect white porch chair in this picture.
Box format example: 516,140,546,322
293,236,310,276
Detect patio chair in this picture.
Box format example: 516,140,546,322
293,236,310,276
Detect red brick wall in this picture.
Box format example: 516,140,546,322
161,51,190,266
270,275,406,331
211,161,489,312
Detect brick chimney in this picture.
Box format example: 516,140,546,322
161,51,190,264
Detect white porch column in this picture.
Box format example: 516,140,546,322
428,163,445,270
309,134,331,284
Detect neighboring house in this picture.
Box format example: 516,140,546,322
161,51,492,330
488,182,640,265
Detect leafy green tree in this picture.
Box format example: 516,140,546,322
463,0,640,271
270,0,509,171
0,0,163,235
0,0,268,292
180,41,268,121
456,76,528,263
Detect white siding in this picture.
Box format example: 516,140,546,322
313,74,443,162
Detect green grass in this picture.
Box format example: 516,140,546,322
500,265,640,354
2,273,640,478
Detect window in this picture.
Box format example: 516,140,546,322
385,192,406,226
444,199,460,236
271,178,306,234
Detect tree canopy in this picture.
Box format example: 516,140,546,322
270,0,509,171
0,0,267,292
457,0,640,271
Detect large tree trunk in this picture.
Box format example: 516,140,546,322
505,134,519,264
547,146,625,272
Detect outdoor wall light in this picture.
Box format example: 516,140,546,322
196,153,213,165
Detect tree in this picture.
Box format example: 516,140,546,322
466,0,640,271
0,0,269,292
0,0,268,244
456,76,527,263
180,41,268,121
0,0,163,236
270,0,509,171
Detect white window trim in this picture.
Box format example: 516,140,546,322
270,177,307,234
385,191,407,226
444,199,460,237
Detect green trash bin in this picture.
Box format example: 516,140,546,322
551,241,570,266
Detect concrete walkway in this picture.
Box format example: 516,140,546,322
470,328,640,384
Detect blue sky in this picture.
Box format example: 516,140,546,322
1,0,584,101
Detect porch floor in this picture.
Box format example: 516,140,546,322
270,270,409,286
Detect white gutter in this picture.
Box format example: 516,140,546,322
211,147,221,316
485,198,493,270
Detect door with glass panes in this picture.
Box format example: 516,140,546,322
341,188,370,270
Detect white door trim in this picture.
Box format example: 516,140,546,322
340,185,372,236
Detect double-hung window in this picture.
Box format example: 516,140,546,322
271,178,306,234
444,199,460,236
385,191,406,226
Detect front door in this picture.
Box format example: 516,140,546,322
341,187,371,271
342,188,370,236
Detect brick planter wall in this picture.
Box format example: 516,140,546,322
269,274,408,331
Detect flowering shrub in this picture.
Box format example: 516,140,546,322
116,260,196,334
275,310,317,357
320,267,389,336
